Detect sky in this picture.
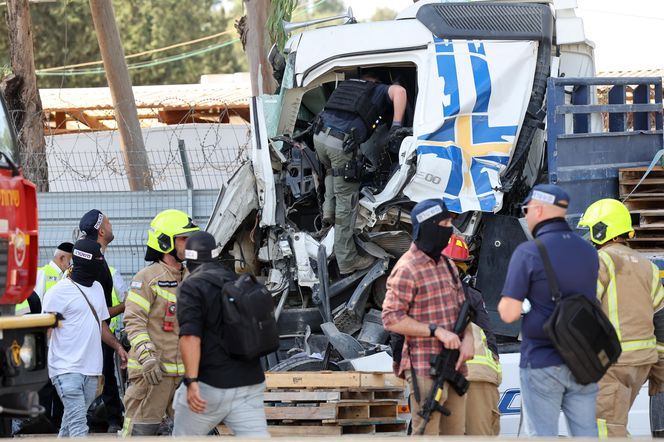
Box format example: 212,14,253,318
343,0,664,72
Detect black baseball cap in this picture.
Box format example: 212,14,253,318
79,209,105,240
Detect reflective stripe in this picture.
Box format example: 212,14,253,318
657,343,664,354
15,299,30,315
621,338,657,352
654,284,664,308
651,264,664,307
467,355,501,373
596,280,604,300
127,359,141,370
162,362,185,374
121,417,131,438
42,264,62,294
129,333,151,347
598,252,621,341
109,266,122,332
597,418,608,439
467,328,501,374
151,285,177,303
127,291,150,312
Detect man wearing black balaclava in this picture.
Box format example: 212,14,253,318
42,239,128,437
381,199,474,435
78,209,125,433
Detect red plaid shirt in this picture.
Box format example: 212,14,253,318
382,244,465,377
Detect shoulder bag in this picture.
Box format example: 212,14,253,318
535,239,621,385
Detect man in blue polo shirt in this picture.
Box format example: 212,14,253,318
498,184,599,437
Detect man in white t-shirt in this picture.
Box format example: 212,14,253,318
43,239,128,437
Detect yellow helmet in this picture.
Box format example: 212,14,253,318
578,199,634,245
146,209,199,253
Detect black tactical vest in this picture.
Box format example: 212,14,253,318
323,80,382,135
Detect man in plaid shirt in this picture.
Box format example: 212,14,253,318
382,199,473,435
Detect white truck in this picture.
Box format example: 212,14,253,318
206,0,661,436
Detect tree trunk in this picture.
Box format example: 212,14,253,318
89,0,153,191
4,0,48,191
243,0,276,96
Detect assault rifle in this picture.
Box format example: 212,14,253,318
416,298,474,435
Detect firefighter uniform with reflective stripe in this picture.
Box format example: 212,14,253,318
465,323,502,436
16,262,63,315
595,243,664,438
122,261,184,436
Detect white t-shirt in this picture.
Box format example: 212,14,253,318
42,278,110,378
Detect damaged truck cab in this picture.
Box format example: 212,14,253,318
210,0,594,351
206,1,658,435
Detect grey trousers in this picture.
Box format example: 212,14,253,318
172,381,268,437
313,131,361,274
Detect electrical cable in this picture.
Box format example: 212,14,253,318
36,0,332,76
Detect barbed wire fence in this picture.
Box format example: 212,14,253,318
12,101,251,282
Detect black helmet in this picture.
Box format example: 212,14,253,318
184,231,218,272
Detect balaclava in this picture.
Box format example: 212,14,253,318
411,199,454,262
71,239,105,287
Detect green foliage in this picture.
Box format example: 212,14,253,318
369,7,397,22
0,0,243,87
267,0,298,51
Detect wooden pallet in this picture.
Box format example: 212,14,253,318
217,420,408,437
618,166,664,198
263,400,398,421
265,371,406,389
619,166,664,250
214,372,410,437
264,388,406,402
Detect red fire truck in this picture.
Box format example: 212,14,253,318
0,94,55,430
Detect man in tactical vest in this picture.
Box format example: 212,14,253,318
314,73,407,275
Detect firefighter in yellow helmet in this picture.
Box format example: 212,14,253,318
122,210,199,436
578,198,664,438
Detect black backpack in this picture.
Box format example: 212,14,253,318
220,273,279,360
535,240,622,385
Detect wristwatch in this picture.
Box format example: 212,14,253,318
429,323,438,337
183,377,198,386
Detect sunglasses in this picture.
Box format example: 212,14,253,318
520,205,544,216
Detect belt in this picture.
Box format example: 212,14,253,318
318,126,348,141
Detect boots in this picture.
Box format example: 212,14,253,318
339,254,376,276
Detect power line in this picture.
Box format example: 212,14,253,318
40,29,235,72
37,39,240,76
36,0,331,76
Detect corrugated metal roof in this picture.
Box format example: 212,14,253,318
40,72,251,112
597,69,664,79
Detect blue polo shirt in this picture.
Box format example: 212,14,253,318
321,83,392,143
502,219,599,369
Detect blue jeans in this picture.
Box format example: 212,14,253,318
172,381,268,437
52,373,99,437
520,364,598,437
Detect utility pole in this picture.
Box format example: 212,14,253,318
3,0,48,191
243,0,276,96
89,0,153,191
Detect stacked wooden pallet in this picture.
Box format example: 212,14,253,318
619,166,664,250
218,372,409,437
